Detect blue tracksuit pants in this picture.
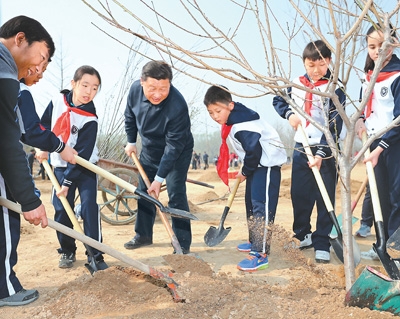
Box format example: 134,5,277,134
291,142,336,252
245,165,281,254
52,166,104,261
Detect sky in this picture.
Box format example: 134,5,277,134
1,0,398,137
0,0,297,135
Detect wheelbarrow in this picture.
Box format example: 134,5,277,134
345,266,400,315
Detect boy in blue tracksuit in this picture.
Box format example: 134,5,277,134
204,85,287,272
273,40,344,263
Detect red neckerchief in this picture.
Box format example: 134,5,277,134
52,95,96,143
217,123,233,186
364,71,400,118
299,76,328,126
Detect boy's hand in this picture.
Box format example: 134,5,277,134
308,155,322,170
235,171,247,183
288,114,302,129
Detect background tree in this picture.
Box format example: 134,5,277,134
81,0,400,289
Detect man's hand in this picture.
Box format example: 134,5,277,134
60,145,77,164
125,144,137,157
23,204,48,228
147,180,162,198
35,150,49,162
288,113,302,130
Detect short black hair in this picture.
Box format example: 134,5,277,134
141,60,173,81
203,85,232,106
302,40,331,62
0,15,55,60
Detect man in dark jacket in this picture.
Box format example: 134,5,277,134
0,15,54,307
124,60,194,254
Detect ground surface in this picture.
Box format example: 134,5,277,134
0,162,396,319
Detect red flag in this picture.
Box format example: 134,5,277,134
217,123,232,186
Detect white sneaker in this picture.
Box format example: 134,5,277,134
361,248,379,260
315,250,330,263
299,233,312,250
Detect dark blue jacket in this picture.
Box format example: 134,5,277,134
125,80,194,179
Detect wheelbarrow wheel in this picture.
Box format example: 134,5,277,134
98,168,139,225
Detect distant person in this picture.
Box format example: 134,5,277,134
0,15,52,307
41,65,107,270
192,151,198,170
27,149,36,175
203,151,209,170
124,60,194,254
204,85,287,272
273,40,345,264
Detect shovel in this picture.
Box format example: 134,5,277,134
0,197,184,302
387,227,400,259
74,155,198,221
41,159,105,274
362,132,400,279
345,266,400,315
204,177,240,247
298,125,360,265
131,152,183,255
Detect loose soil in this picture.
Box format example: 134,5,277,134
0,163,394,319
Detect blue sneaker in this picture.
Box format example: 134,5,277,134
237,242,251,252
237,252,269,272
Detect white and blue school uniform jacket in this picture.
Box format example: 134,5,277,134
363,55,400,149
227,102,286,174
362,54,400,238
273,70,345,158
227,102,286,254
41,91,98,187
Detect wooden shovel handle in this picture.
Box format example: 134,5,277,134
227,178,241,209
362,132,383,222
41,159,84,234
75,155,138,194
297,125,334,212
131,152,183,254
351,176,368,212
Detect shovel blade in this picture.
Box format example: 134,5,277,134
163,207,198,220
330,237,344,263
373,243,400,280
345,266,400,315
204,226,232,247
387,226,400,259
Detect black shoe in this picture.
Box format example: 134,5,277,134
173,247,191,255
124,237,153,250
59,252,76,268
0,289,39,307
